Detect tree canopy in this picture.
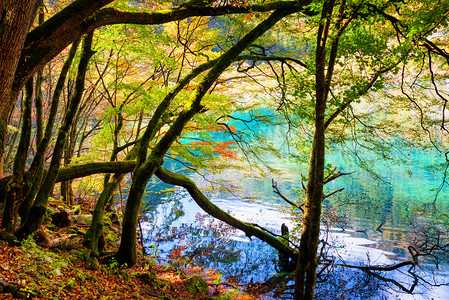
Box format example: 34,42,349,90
1,0,449,299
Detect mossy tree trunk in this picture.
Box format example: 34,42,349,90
295,1,347,299
114,7,301,267
61,136,75,205
16,31,95,239
18,39,81,222
34,0,45,149
1,78,33,232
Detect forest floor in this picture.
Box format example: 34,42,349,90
0,197,260,300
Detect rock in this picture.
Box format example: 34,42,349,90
136,272,158,284
76,214,92,226
184,275,209,296
0,229,18,245
35,229,49,247
51,210,70,228
50,239,79,251
86,257,99,270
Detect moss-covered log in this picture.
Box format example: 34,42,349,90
56,161,136,183
0,160,137,192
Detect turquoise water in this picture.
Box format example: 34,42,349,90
140,112,449,299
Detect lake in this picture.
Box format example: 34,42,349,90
140,113,449,299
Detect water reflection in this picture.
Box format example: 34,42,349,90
137,116,449,298
140,184,449,298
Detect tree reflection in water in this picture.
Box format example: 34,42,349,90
140,188,449,299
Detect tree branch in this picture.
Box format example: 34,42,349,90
154,166,296,258
16,1,309,90
272,179,304,212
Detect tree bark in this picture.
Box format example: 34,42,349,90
1,78,33,232
114,7,301,267
16,31,95,239
0,0,39,177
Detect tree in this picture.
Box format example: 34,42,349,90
16,31,95,238
0,0,306,174
0,0,40,176
281,1,449,299
1,1,449,299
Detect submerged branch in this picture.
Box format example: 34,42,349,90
250,222,299,249
331,260,416,272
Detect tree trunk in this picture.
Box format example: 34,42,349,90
0,0,39,177
16,31,94,239
295,1,344,298
60,180,74,205
2,78,33,232
83,180,116,257
295,128,325,300
114,7,299,267
34,0,45,148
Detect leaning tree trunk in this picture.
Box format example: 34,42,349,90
0,0,40,177
155,167,295,258
114,7,300,267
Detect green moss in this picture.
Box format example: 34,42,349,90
119,269,130,281
184,275,209,296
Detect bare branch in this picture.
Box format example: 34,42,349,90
323,170,353,184
322,188,344,201
272,179,304,212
